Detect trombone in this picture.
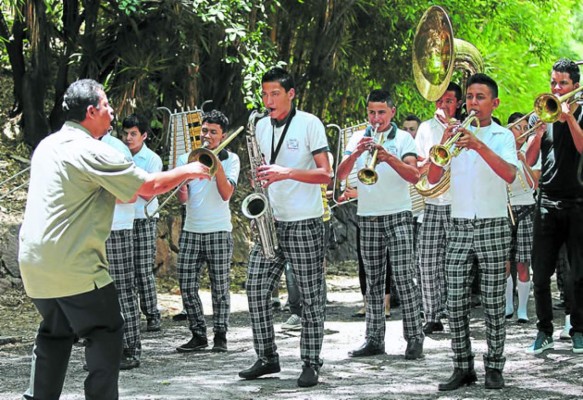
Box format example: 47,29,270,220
357,124,381,185
144,126,244,218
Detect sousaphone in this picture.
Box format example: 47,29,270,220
412,6,484,198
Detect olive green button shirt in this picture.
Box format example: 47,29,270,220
18,122,149,299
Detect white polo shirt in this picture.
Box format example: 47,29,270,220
450,122,519,219
177,151,240,233
345,124,417,216
508,142,541,206
101,133,136,230
132,144,162,219
255,109,329,222
415,117,451,205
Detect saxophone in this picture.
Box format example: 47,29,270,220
241,110,279,260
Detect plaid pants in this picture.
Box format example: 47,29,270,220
106,229,141,359
133,218,160,322
246,217,325,367
418,204,451,323
508,205,535,264
177,231,233,336
446,218,510,371
359,212,423,344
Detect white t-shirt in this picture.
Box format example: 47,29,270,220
345,124,417,216
415,117,451,205
255,109,329,222
508,142,541,206
101,133,136,230
177,151,240,233
132,144,163,219
450,122,519,219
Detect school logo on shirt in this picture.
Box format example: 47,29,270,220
287,138,299,150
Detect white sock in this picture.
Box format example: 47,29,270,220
516,280,530,320
505,276,514,316
565,314,572,331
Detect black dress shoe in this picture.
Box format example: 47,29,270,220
172,310,188,322
238,358,281,380
176,334,208,353
485,368,505,389
348,341,385,357
146,319,161,332
120,356,140,370
212,332,228,352
297,364,319,387
438,368,477,391
405,336,424,360
423,321,444,334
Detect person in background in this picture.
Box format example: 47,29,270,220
402,114,422,139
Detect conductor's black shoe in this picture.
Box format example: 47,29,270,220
238,358,281,380
423,321,444,334
484,368,505,389
120,356,140,370
348,341,385,357
172,310,187,322
212,332,228,352
146,319,161,332
438,368,478,391
297,363,319,387
176,334,208,353
405,336,424,360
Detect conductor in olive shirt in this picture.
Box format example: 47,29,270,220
18,79,209,400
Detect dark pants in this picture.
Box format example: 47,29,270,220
532,198,583,336
23,283,124,400
356,225,391,296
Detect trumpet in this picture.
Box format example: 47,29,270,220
429,110,479,167
144,126,244,219
357,123,381,185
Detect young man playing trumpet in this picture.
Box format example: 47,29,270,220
337,89,424,361
415,82,463,335
175,110,240,353
429,74,518,391
526,58,583,355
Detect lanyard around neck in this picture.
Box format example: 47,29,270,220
270,107,296,164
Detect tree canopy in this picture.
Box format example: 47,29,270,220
1,0,582,152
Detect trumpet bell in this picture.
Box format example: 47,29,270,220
429,144,451,167
357,168,378,185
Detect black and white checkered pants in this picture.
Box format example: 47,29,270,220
358,211,423,344
246,217,325,367
133,218,160,322
508,205,535,264
106,229,141,359
446,218,511,371
177,231,233,336
418,204,451,323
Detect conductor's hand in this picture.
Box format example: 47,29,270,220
257,164,291,187
187,161,211,180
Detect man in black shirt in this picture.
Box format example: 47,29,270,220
526,58,583,355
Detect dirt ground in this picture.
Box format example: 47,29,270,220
1,276,582,400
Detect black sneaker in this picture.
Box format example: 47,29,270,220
146,319,161,332
484,368,505,389
172,310,187,322
297,363,319,387
176,334,208,353
239,357,281,380
405,336,424,360
348,341,385,357
212,332,227,353
423,321,444,334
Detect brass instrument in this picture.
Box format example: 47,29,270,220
412,6,483,101
144,125,244,219
429,110,479,168
357,124,381,185
412,5,483,198
241,110,279,260
330,122,367,207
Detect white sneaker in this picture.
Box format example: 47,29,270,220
282,314,302,331
560,315,572,340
